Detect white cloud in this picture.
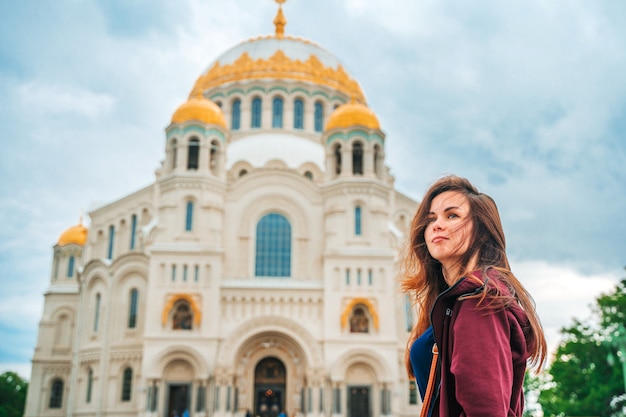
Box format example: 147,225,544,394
511,259,620,356
16,81,115,119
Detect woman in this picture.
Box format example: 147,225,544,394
401,175,547,416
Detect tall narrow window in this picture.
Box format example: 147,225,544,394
357,269,362,285
251,97,262,128
355,206,362,236
128,289,138,329
130,214,137,250
272,97,284,128
352,141,363,175
368,269,373,286
294,98,304,129
209,140,219,174
94,293,101,332
185,201,193,231
255,213,291,277
231,99,241,130
373,144,381,177
314,101,324,132
194,265,199,282
226,386,232,411
196,386,206,412
409,381,418,405
107,225,115,260
183,265,188,282
334,143,342,175
67,256,75,278
121,367,132,401
86,368,93,403
49,379,64,408
171,265,177,282
187,138,199,170
345,269,350,285
333,388,341,414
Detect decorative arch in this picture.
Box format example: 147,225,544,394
148,344,209,380
161,293,202,327
340,297,379,330
216,315,322,369
329,348,392,383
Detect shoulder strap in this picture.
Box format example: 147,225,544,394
420,343,439,417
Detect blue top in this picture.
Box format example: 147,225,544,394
410,325,435,399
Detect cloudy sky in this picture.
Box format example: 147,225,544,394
1,0,625,379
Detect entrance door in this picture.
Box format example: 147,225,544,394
348,386,370,417
166,383,191,417
254,357,286,417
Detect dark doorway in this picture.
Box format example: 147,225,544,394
166,383,191,417
348,386,370,417
254,357,286,417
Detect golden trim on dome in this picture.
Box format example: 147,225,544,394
58,219,88,246
274,0,287,38
325,101,380,131
190,49,365,102
171,97,226,128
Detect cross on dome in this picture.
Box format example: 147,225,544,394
274,0,287,37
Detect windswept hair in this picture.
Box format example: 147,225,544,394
400,175,547,376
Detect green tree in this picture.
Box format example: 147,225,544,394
539,278,626,417
0,371,28,417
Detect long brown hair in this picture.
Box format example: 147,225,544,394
400,175,547,376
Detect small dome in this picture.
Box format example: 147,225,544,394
171,97,226,128
325,101,380,131
58,224,88,246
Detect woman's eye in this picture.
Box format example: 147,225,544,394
448,213,459,219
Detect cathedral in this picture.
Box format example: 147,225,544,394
24,3,422,417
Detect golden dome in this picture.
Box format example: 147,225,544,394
189,36,365,102
171,97,226,128
325,101,381,131
58,223,88,246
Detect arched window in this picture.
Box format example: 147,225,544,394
272,97,284,128
255,213,291,277
171,139,178,169
314,101,324,132
187,138,199,170
333,143,342,176
231,99,241,130
251,97,262,128
121,367,133,401
304,170,313,180
185,201,194,231
94,293,101,332
130,214,137,250
67,255,75,278
355,206,362,236
173,302,193,330
349,307,369,333
128,289,138,328
49,378,64,408
352,142,363,175
107,225,115,260
86,368,93,403
294,98,304,129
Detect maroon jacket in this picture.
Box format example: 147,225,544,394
429,271,533,416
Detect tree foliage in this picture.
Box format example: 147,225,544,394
0,371,28,417
539,278,626,417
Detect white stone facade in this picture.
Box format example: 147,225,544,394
24,27,422,417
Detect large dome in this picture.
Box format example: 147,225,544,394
189,35,366,102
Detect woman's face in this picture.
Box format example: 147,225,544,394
424,190,473,275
